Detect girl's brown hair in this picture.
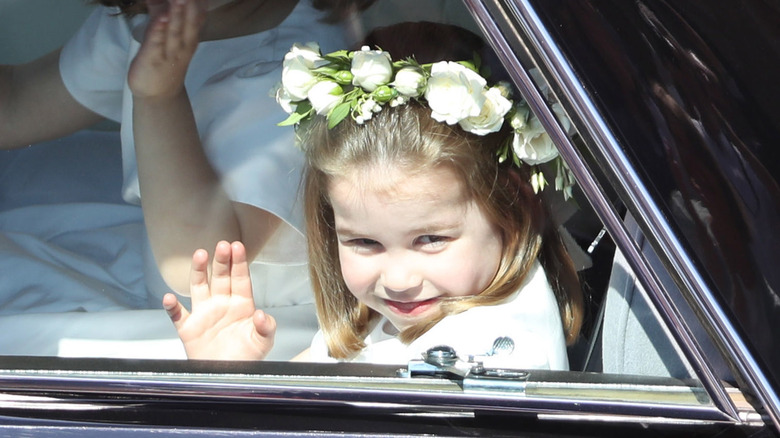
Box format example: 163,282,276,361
304,101,583,359
89,0,376,20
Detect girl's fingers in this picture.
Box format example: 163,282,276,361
163,292,191,330
181,0,206,46
229,241,253,300
144,15,169,53
165,0,186,56
209,240,233,296
189,248,211,303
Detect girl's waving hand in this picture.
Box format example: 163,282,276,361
163,241,276,360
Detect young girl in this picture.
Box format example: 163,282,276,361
164,22,584,369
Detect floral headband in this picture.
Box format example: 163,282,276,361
274,43,576,198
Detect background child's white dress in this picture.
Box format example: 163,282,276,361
308,261,569,370
0,1,347,360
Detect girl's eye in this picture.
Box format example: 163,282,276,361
415,235,449,247
351,238,380,247
341,238,383,252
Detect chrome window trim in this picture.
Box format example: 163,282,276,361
0,366,733,426
462,0,778,429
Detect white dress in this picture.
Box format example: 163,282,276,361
58,1,348,307
308,261,570,370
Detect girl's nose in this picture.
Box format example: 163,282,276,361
380,255,423,294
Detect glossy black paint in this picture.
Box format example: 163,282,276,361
528,0,780,392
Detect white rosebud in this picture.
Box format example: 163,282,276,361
282,42,323,101
512,112,559,165
494,80,514,99
424,61,486,125
391,66,426,97
510,101,530,130
307,80,343,115
351,46,393,92
459,86,512,135
274,85,297,114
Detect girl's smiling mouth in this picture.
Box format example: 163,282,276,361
384,297,439,316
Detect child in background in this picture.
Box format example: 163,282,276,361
0,0,369,321
164,22,584,369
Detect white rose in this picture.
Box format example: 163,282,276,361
351,46,393,92
424,61,486,125
307,80,343,115
391,66,426,97
459,86,512,135
512,112,559,165
282,42,323,101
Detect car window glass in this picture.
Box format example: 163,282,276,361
0,0,731,421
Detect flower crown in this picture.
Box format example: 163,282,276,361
274,43,576,198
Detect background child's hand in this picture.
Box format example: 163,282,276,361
163,240,276,360
128,0,206,99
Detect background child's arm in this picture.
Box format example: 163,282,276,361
0,49,103,150
163,240,276,360
128,0,280,294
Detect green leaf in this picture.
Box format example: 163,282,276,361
277,110,308,127
312,66,340,76
457,60,478,72
472,52,482,70
276,102,313,127
324,49,351,59
327,102,351,129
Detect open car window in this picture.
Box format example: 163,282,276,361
0,0,776,435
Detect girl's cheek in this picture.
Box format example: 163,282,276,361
428,253,493,296
338,250,369,292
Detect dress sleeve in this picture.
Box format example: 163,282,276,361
185,1,347,264
59,6,134,122
190,61,307,263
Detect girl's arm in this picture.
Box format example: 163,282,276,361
0,49,103,150
128,0,280,294
163,240,276,360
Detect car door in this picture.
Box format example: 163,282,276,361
0,0,777,436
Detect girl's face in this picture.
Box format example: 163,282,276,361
328,164,503,332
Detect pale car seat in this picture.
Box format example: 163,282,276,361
599,213,693,378
596,213,734,381
601,214,693,378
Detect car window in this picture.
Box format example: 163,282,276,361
0,0,767,432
